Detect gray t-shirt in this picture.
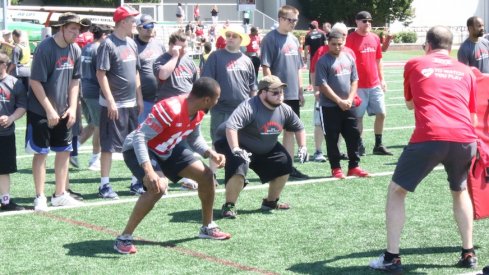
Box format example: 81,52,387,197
28,37,82,116
315,52,359,107
201,49,257,113
153,53,197,101
458,38,489,73
0,75,27,136
218,96,304,154
260,29,302,100
81,42,100,99
135,36,166,102
97,34,140,107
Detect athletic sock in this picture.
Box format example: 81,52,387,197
1,193,10,205
384,251,400,262
462,248,475,255
100,177,110,187
375,134,383,147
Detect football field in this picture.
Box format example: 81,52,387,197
1,50,488,274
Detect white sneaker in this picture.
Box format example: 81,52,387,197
51,192,83,207
34,195,48,212
181,178,198,190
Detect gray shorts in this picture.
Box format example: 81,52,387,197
81,97,101,126
210,109,232,142
354,86,386,117
392,141,476,192
99,106,138,153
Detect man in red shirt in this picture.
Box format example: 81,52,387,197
346,11,391,156
369,26,478,272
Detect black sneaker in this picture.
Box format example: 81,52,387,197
358,144,366,156
0,200,25,211
261,198,290,211
221,203,237,219
373,145,393,156
290,167,309,179
457,252,477,268
66,189,84,201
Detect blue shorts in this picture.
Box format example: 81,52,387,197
25,111,73,154
354,86,386,117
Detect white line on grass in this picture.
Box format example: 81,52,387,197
0,166,444,217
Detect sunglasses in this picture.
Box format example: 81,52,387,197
142,23,154,30
225,33,240,39
361,19,372,24
281,17,298,24
267,89,284,96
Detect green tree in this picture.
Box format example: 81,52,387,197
300,0,414,26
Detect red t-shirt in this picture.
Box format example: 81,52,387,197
345,31,382,88
404,52,477,143
215,36,226,49
472,67,489,144
246,34,260,53
310,45,355,73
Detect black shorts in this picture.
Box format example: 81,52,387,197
284,99,300,118
0,134,17,174
100,106,138,153
214,138,292,184
25,111,73,154
123,143,198,184
392,141,476,192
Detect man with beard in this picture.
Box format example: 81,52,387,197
214,75,308,219
458,16,489,73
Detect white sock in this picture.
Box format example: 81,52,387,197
131,176,138,186
100,177,110,187
1,193,10,204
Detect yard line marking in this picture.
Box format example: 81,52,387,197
40,212,280,275
0,165,443,217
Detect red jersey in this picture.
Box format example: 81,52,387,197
246,34,260,53
76,31,94,49
404,52,477,143
345,31,382,88
146,95,205,155
472,67,489,144
215,36,226,49
310,45,355,73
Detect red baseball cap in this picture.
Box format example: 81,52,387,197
113,6,140,23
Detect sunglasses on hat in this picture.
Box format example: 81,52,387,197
143,23,154,29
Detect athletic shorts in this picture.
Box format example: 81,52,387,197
81,97,101,126
354,86,386,117
284,99,300,117
392,141,476,192
214,138,292,184
210,109,232,142
123,143,198,184
0,134,17,174
25,111,73,154
99,106,138,153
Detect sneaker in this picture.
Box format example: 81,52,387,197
457,252,477,268
181,178,198,190
347,167,369,177
221,203,237,219
66,189,84,201
358,143,366,156
290,167,310,179
129,181,145,195
261,198,290,211
332,168,346,179
114,235,137,254
98,184,119,200
0,200,25,211
51,192,83,207
373,145,393,156
198,222,231,240
482,265,489,274
34,195,48,212
312,151,327,162
70,156,79,168
339,153,349,160
369,253,402,272
88,159,101,171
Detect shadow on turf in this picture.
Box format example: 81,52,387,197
287,246,466,274
167,208,273,223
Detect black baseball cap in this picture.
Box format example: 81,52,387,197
355,11,372,20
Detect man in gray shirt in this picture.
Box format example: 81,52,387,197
214,75,308,219
260,5,308,179
315,31,369,179
96,6,142,199
458,16,489,73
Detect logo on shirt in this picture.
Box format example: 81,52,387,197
120,47,137,63
421,68,434,77
174,65,195,78
260,121,283,135
334,62,352,76
0,87,11,102
360,45,376,54
475,49,489,61
421,67,464,80
140,48,161,61
281,43,299,56
226,59,249,72
55,56,75,71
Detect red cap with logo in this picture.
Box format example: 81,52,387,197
113,6,140,23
